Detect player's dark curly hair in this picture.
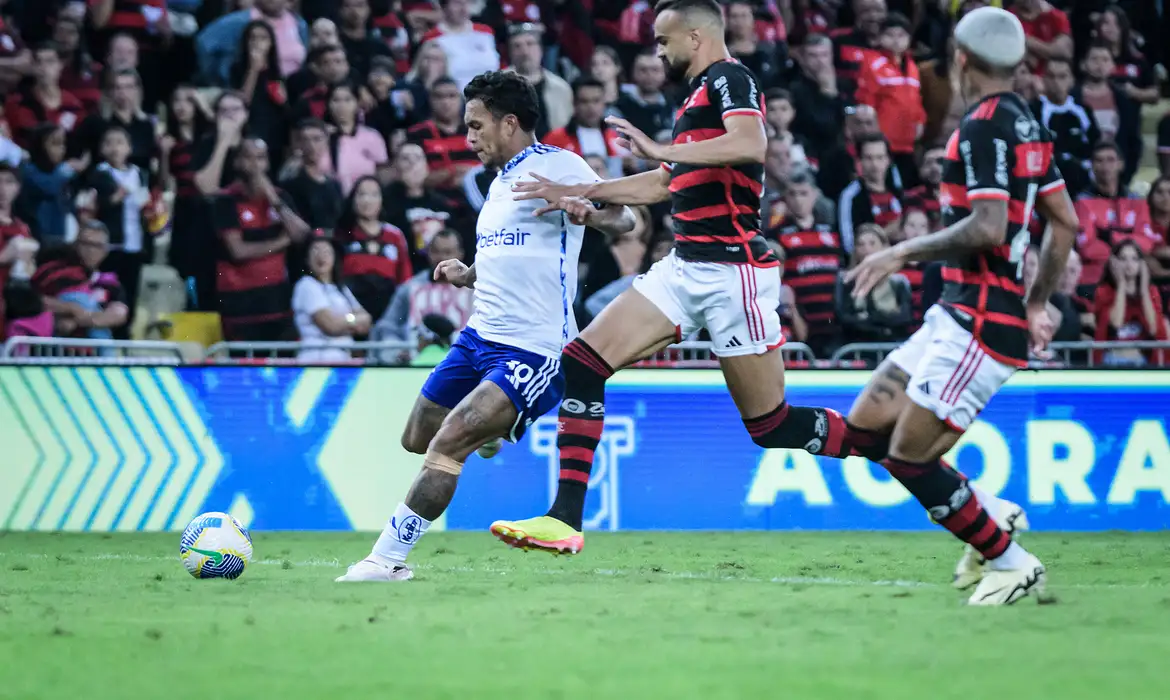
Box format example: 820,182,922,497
462,71,541,133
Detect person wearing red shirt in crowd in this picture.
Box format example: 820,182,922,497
1146,176,1170,299
1094,6,1160,106
830,0,886,100
766,168,844,354
406,76,479,192
1074,142,1156,285
0,165,37,339
212,138,311,342
896,207,929,327
901,144,945,231
294,44,352,121
837,133,903,256
4,42,88,150
854,12,924,188
1010,0,1072,76
334,175,412,322
1093,239,1169,366
52,16,102,112
87,0,171,110
543,78,626,179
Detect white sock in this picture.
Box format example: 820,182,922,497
370,503,431,567
969,484,1005,520
988,541,1031,570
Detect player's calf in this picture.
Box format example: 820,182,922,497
743,402,889,460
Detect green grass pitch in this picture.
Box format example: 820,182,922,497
2,531,1169,699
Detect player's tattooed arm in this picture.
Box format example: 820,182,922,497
892,199,1009,263
1027,189,1078,308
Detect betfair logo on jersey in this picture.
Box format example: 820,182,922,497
478,228,531,248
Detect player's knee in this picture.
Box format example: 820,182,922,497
561,338,614,386
401,429,429,455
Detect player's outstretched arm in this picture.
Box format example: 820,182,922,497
648,114,767,167
514,168,671,207
1027,188,1078,309
533,195,636,237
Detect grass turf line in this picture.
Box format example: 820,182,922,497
1,531,1168,700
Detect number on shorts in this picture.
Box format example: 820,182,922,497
505,361,534,390
1009,182,1038,279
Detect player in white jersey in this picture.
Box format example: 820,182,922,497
337,71,637,582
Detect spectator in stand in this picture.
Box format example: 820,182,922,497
17,124,86,244
279,119,345,229
1075,142,1153,286
726,0,782,88
1142,176,1170,285
897,208,929,326
768,168,843,354
420,0,499,91
320,82,388,195
854,12,924,189
1075,43,1142,185
544,78,625,179
32,220,128,339
105,32,140,75
1011,0,1073,76
790,33,848,164
835,223,913,343
1033,57,1097,198
337,0,394,83
376,227,473,344
287,19,341,98
230,21,290,166
817,104,894,201
1061,249,1096,338
1159,111,1170,176
87,0,169,110
197,0,309,87
382,142,461,269
364,57,414,146
584,229,674,322
589,46,624,114
1093,239,1169,366
73,69,156,175
193,91,249,197
505,24,571,137
1095,5,1159,105
1022,243,1081,343
212,137,311,341
0,165,37,338
406,76,478,192
0,10,28,95
831,0,887,100
334,175,412,321
838,133,903,255
293,45,352,121
901,145,944,231
763,89,809,166
83,125,152,337
762,134,794,229
159,85,215,311
401,40,449,122
292,234,372,363
5,42,87,150
1012,61,1041,103
54,16,101,112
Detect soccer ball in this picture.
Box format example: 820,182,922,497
179,512,254,579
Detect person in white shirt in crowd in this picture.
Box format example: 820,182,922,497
419,0,500,91
292,234,372,363
504,23,571,135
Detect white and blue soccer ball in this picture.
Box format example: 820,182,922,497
179,512,254,579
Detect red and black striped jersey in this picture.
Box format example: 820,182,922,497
899,262,925,328
767,214,843,337
337,222,413,284
406,120,479,176
938,92,1066,367
212,183,295,341
662,60,776,268
169,139,200,199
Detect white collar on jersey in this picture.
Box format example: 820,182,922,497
500,142,557,177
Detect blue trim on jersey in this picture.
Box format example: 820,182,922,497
500,142,563,178
559,214,568,343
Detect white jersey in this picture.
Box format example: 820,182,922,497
466,144,601,359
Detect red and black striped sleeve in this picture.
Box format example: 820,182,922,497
957,116,1013,203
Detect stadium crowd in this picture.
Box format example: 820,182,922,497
0,0,1168,365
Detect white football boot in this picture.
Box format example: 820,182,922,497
953,499,1030,590
476,438,503,459
967,552,1048,606
335,558,414,582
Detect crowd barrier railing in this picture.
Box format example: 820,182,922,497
4,337,1170,368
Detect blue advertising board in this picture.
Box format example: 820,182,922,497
1,367,1167,532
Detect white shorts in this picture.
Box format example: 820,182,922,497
886,305,1017,432
632,250,783,357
